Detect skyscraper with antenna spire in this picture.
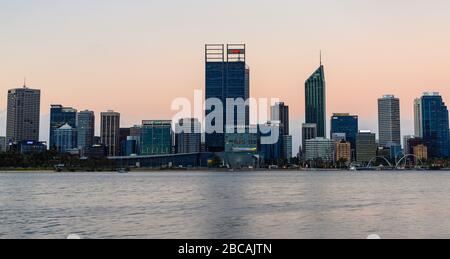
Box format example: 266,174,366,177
304,53,327,138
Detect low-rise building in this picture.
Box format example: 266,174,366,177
304,137,335,163
414,144,428,162
335,140,351,163
55,123,78,153
356,131,377,164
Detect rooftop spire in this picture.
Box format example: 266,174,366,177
23,77,27,88
320,50,322,66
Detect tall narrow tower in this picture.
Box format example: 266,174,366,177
305,59,326,138
414,98,422,137
271,102,290,136
378,95,401,148
77,110,95,152
101,110,121,156
205,44,250,152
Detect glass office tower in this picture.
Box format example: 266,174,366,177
421,92,450,158
205,44,250,152
305,64,326,138
77,110,95,152
54,123,77,153
140,120,172,156
331,113,359,149
50,105,77,149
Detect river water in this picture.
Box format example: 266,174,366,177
1,171,450,239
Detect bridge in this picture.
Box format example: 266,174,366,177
349,154,424,170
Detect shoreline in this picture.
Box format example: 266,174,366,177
1,168,450,173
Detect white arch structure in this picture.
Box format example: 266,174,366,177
395,154,424,169
366,156,393,168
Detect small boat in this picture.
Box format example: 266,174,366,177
117,168,130,174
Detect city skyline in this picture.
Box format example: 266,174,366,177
2,1,450,150
0,65,446,151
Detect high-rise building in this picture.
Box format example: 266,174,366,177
282,135,293,160
378,95,401,148
305,62,326,138
421,92,450,158
302,123,317,153
330,113,358,150
271,102,290,136
304,137,335,163
414,98,423,137
356,131,377,164
77,110,95,152
175,118,201,154
205,44,250,152
50,105,77,149
270,102,291,160
55,123,77,153
140,120,172,156
335,140,351,163
100,111,121,156
6,85,41,143
119,128,131,156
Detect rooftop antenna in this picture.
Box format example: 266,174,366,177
320,50,322,66
23,77,27,88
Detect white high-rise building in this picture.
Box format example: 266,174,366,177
378,95,401,148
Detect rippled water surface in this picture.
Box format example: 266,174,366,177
1,171,450,239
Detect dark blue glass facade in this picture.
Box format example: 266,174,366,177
49,105,77,149
205,45,249,152
205,61,226,152
121,139,138,157
330,114,358,149
258,124,283,162
421,94,450,158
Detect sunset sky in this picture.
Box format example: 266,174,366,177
1,0,450,149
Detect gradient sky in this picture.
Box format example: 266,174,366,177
1,0,450,149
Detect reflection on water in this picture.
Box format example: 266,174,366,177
1,171,450,239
